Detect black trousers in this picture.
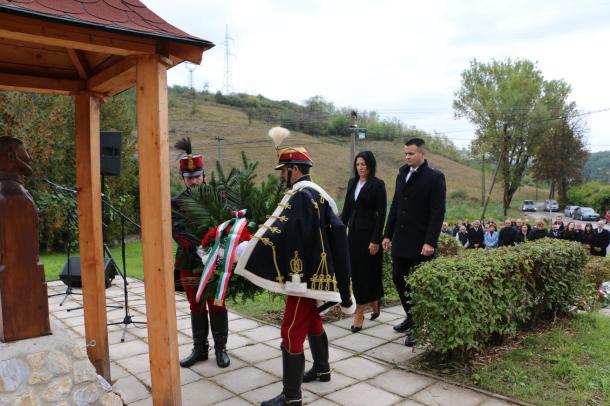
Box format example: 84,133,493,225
392,255,432,324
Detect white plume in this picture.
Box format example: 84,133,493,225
268,127,290,148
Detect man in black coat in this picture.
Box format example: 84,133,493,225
498,219,518,247
591,220,610,257
467,220,484,248
382,138,446,347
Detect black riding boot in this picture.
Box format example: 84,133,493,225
180,314,209,368
261,346,304,406
303,331,330,382
209,310,231,368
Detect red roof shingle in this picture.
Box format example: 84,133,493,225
0,0,212,47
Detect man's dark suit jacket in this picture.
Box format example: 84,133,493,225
467,226,484,248
383,160,446,259
341,176,387,244
498,226,518,246
591,228,610,257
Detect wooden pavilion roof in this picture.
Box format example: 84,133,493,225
0,0,214,96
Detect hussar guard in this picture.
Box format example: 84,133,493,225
171,137,231,369
236,127,355,406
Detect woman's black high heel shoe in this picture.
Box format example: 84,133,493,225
350,325,362,333
370,311,380,321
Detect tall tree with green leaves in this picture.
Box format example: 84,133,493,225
531,80,589,205
453,59,545,215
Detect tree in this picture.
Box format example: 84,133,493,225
453,59,545,215
531,80,589,205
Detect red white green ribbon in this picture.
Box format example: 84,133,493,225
196,210,249,303
214,217,248,305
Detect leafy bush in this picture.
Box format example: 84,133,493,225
567,181,610,214
408,239,588,357
579,256,610,309
437,232,463,257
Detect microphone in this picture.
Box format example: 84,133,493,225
44,179,77,194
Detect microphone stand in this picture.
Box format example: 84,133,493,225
103,194,147,342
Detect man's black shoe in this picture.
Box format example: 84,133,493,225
404,333,416,347
393,318,412,333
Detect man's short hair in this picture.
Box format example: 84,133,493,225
293,164,310,175
405,138,426,149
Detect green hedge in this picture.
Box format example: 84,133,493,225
408,239,588,356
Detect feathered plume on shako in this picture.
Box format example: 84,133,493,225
268,127,313,170
175,137,204,177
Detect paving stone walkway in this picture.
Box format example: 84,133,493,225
47,278,521,406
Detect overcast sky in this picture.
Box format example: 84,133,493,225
146,0,610,152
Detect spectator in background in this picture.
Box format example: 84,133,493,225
582,223,595,250
456,225,469,248
463,218,471,230
524,218,532,231
591,220,610,257
484,223,499,249
453,220,463,236
552,215,565,232
563,222,578,242
516,224,530,243
529,219,548,241
499,219,518,247
510,218,517,227
515,218,524,231
574,223,584,242
467,220,484,249
548,223,563,239
487,217,496,227
441,222,453,235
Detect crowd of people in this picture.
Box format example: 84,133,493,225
443,215,610,256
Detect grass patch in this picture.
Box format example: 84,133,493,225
471,312,610,406
445,202,526,223
40,241,148,281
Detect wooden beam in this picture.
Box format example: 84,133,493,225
74,95,110,381
136,55,181,405
67,49,89,80
87,57,136,96
165,41,205,64
0,12,156,56
0,72,84,95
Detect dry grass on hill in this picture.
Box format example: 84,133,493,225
168,96,543,207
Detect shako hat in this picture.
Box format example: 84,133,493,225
175,137,204,177
267,127,313,170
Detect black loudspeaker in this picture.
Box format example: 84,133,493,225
60,257,116,289
100,131,122,176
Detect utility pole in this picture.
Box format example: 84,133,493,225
481,124,509,220
184,62,197,93
481,153,485,206
223,25,234,95
212,136,224,166
349,110,357,176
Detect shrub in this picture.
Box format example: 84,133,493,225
437,232,463,257
579,256,610,309
408,239,588,357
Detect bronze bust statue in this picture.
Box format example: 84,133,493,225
0,136,51,342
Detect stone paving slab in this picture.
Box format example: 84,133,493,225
43,278,524,405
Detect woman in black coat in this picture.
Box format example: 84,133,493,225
341,151,387,332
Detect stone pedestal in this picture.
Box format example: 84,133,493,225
0,322,123,406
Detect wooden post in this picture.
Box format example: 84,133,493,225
136,56,182,405
75,95,110,380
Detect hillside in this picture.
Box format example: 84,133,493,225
167,91,543,208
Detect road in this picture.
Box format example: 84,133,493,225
529,202,610,230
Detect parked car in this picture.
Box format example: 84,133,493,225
564,205,578,217
521,200,537,212
573,207,600,221
544,199,559,212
